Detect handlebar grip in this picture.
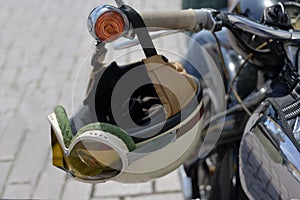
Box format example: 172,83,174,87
140,9,209,31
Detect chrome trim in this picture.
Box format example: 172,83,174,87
226,14,293,40
87,5,129,42
291,31,300,40
293,117,300,144
261,116,300,182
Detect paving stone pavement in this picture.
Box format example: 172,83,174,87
0,0,189,199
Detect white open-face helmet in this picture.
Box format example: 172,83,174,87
48,54,204,183
48,4,204,183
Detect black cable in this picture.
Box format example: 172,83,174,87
212,32,230,82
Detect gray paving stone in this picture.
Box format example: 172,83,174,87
0,111,14,140
0,162,12,196
0,114,28,161
92,198,120,200
125,193,184,200
2,183,32,199
16,66,45,88
155,170,182,193
0,94,22,114
61,178,93,200
93,181,153,197
32,160,66,200
6,126,49,186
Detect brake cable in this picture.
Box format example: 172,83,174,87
226,40,273,98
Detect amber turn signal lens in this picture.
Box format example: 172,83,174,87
95,11,125,42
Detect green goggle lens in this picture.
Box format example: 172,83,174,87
68,139,123,179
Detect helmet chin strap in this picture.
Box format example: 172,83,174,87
120,5,158,58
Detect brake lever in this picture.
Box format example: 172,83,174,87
200,8,223,32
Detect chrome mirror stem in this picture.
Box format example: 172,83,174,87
115,0,126,7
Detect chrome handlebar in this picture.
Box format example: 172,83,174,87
222,13,300,43
141,9,222,32
87,3,300,44
140,9,300,43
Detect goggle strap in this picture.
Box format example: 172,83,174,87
76,123,136,151
54,105,74,148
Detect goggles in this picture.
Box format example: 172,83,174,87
49,105,133,182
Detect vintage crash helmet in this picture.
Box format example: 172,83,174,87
228,0,299,68
48,4,204,183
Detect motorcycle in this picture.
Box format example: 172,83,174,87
176,1,300,199
48,0,300,199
